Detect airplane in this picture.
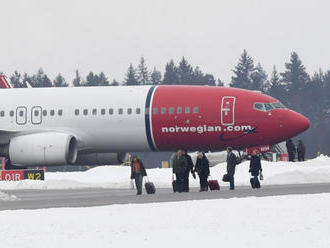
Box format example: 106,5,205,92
0,74,310,169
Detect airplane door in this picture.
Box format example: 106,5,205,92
31,106,42,124
221,96,235,125
16,106,27,125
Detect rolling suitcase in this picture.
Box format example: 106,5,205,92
208,176,220,191
145,177,156,194
250,177,261,189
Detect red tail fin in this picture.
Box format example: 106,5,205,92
0,75,12,88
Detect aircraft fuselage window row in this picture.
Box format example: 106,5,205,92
75,108,141,116
153,106,199,115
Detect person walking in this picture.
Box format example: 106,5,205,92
286,139,296,162
130,155,147,195
183,150,195,192
194,152,210,192
172,149,188,193
297,140,306,162
249,150,262,189
226,147,237,190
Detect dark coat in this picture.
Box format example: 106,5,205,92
194,156,210,176
249,155,262,176
297,142,306,155
227,152,237,176
172,155,188,174
286,140,296,155
184,154,194,174
130,159,147,179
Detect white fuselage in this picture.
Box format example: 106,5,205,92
0,86,153,152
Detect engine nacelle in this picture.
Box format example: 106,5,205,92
9,132,78,166
75,152,129,165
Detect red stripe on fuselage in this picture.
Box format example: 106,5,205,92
150,86,282,151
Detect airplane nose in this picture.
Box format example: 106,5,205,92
283,110,310,136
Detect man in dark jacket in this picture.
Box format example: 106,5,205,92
130,155,147,195
194,152,210,191
172,149,188,193
226,147,237,190
297,140,306,162
286,139,296,162
249,150,262,189
183,150,195,192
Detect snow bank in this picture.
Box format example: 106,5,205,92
0,194,329,248
0,191,17,201
0,155,329,190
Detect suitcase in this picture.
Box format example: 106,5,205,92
250,177,261,189
222,174,229,182
208,179,220,191
144,177,156,194
145,182,156,194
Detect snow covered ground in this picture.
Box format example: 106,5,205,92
0,155,329,190
0,193,329,248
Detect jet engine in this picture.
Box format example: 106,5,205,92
9,132,78,166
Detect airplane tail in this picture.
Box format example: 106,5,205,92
0,74,12,88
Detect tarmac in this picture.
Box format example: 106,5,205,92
1,183,330,211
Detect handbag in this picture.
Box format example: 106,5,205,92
222,174,230,182
259,172,264,180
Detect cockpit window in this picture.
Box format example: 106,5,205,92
264,103,273,111
254,103,265,111
271,102,286,109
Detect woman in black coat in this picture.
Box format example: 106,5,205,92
249,150,262,189
194,152,210,192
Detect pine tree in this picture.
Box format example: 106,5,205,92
124,64,139,86
268,66,287,104
150,67,162,85
31,68,52,87
98,72,109,86
217,79,224,86
53,73,68,87
250,63,268,92
231,50,254,89
10,71,26,88
111,79,120,86
137,57,150,85
73,70,82,87
177,57,193,84
281,52,310,92
162,60,179,84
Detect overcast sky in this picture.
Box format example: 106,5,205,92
1,0,329,84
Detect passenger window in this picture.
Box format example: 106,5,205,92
50,110,55,116
0,111,4,117
161,107,166,114
193,106,199,114
136,108,141,114
169,107,174,114
177,107,182,114
118,108,123,115
185,107,191,114
58,109,63,116
10,110,14,117
264,103,273,111
127,108,132,114
75,109,79,116
83,109,88,116
101,109,106,115
109,109,114,115
42,110,47,116
153,108,158,115
254,103,264,111
92,109,97,115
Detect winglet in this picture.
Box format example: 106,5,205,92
0,74,13,88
